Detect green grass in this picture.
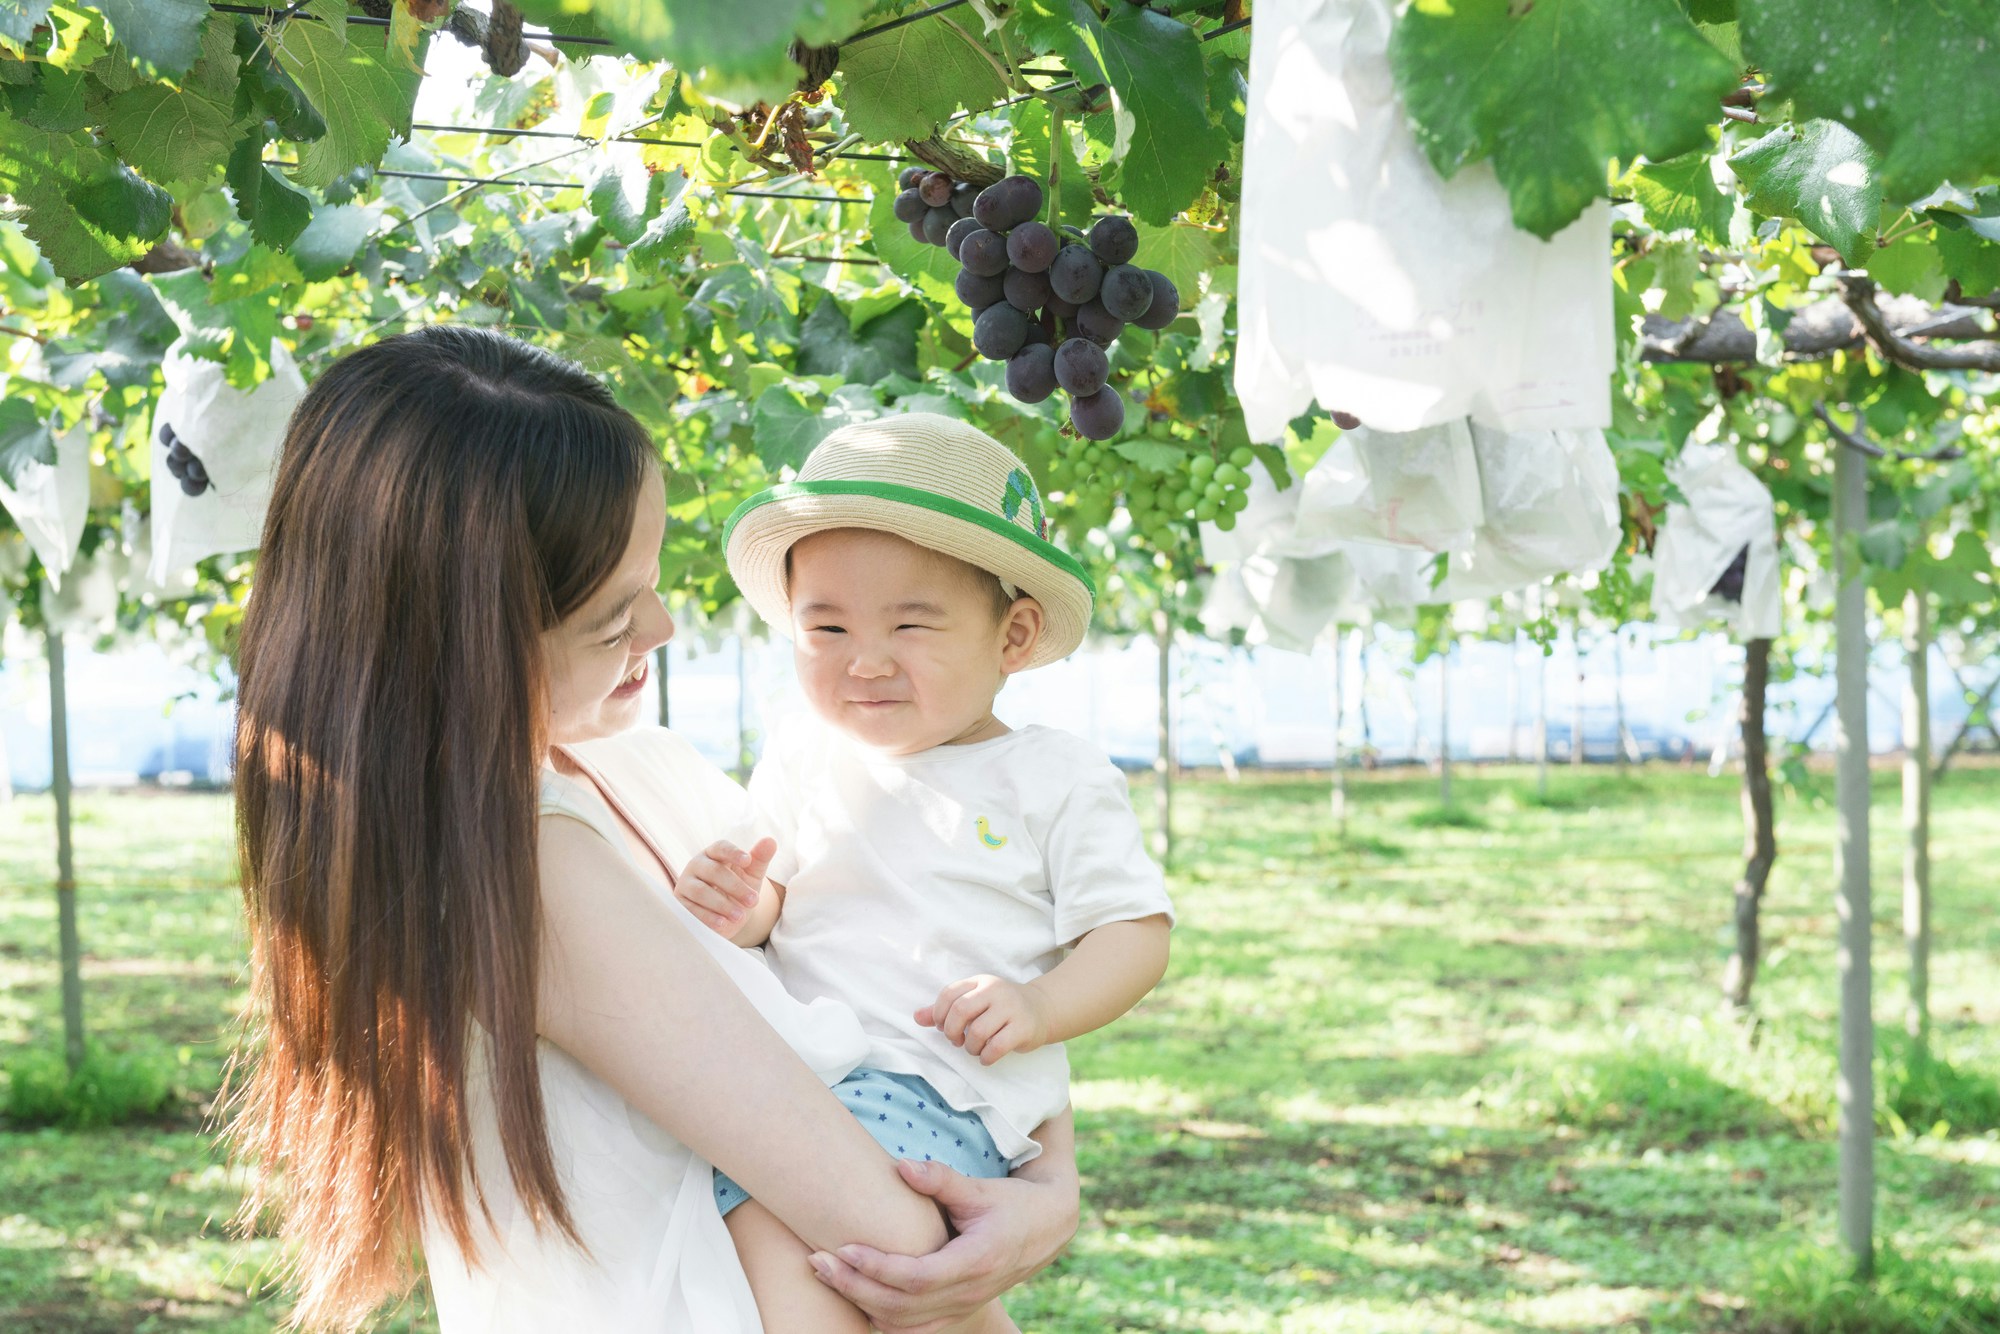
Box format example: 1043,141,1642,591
3,764,1998,1332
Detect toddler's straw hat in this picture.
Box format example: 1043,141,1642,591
723,413,1094,669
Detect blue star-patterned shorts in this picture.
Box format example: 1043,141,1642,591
714,1067,1008,1217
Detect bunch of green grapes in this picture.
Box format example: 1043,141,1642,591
1044,437,1259,549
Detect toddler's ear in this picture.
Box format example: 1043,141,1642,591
999,596,1044,673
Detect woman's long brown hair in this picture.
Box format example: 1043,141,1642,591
226,325,657,1329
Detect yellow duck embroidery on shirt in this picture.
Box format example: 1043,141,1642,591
975,817,1008,849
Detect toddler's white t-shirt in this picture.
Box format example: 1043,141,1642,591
750,718,1174,1166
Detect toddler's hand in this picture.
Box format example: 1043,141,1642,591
676,837,776,936
916,975,1050,1066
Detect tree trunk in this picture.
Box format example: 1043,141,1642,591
654,643,671,728
1723,638,1776,1009
1153,607,1173,867
1437,645,1452,808
47,627,86,1073
1832,442,1875,1279
1903,590,1931,1046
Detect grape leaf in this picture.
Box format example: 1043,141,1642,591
1867,231,1945,302
1008,99,1092,229
751,384,882,471
274,19,409,188
227,128,314,249
1009,0,1104,81
628,198,697,274
1631,151,1733,246
0,0,54,49
68,162,172,241
1113,439,1184,473
1095,5,1229,226
509,0,860,97
1740,0,2000,205
1935,224,2000,298
100,74,240,189
796,296,924,384
1728,121,1879,264
865,183,959,307
95,0,209,75
1132,221,1223,305
8,64,91,132
1391,0,1737,239
837,16,1008,143
584,146,668,245
0,109,148,281
148,268,283,385
290,203,373,281
0,397,57,490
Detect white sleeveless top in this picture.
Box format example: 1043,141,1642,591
421,727,869,1333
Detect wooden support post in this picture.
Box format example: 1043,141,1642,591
1903,589,1931,1047
1438,645,1452,808
48,627,86,1073
1832,440,1875,1279
1153,607,1173,866
1330,624,1347,834
654,643,671,728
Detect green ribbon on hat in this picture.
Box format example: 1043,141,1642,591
723,478,1096,596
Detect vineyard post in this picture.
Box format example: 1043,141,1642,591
734,634,751,783
1506,633,1520,765
1437,642,1452,809
1152,604,1173,866
1903,588,1931,1047
1536,641,1550,800
1613,630,1628,771
654,643,671,728
1832,437,1875,1279
1571,631,1586,766
1330,622,1347,834
47,623,86,1073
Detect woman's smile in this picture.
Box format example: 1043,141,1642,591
610,655,649,699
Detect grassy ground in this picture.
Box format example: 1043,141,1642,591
2,763,1997,1333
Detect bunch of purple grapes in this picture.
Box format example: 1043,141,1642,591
159,422,210,497
895,169,1180,442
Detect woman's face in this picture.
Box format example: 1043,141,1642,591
544,475,673,746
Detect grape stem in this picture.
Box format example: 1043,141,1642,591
1046,106,1065,228
941,16,1017,96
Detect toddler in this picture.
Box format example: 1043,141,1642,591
677,414,1173,1332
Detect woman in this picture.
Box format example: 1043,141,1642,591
227,325,1078,1332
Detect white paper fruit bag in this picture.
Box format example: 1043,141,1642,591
1233,0,1611,439
0,422,90,589
148,339,306,585
1652,442,1781,640
1434,426,1622,600
1293,420,1484,554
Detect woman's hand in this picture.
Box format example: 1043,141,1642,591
806,1155,1080,1334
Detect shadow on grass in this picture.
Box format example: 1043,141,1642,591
1409,803,1488,830
1881,1035,2000,1139
1482,1048,1790,1148
1748,1242,2000,1334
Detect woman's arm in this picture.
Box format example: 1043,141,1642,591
809,1110,1081,1334
536,814,947,1259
